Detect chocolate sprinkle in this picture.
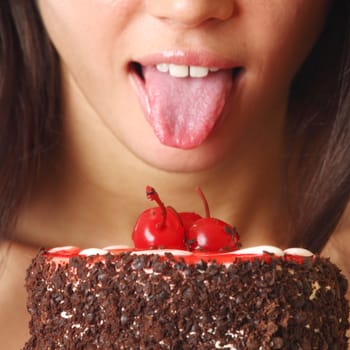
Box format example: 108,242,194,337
23,252,349,349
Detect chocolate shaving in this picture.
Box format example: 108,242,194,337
23,252,349,349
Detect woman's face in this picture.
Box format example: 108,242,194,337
37,0,331,172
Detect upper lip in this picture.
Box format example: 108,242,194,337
131,49,240,69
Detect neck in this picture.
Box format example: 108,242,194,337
14,128,290,251
14,79,291,250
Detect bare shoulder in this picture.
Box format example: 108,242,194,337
0,241,38,350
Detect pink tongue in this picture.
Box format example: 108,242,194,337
143,66,233,149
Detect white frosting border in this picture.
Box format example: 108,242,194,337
48,245,314,257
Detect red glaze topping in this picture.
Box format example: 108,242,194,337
45,245,314,265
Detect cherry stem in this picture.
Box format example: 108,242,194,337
146,186,166,229
195,186,210,218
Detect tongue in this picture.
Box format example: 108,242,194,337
143,66,233,149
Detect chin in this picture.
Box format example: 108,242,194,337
129,136,231,173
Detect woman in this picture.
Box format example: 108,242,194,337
0,1,349,348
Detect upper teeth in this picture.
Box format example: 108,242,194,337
156,63,219,78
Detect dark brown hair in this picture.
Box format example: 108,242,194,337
0,1,61,239
287,0,350,252
0,1,349,253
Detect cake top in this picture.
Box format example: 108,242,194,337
46,186,315,263
46,245,315,265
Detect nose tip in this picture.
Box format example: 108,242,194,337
146,0,235,28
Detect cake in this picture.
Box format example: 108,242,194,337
23,187,349,349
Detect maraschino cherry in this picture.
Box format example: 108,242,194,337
178,211,202,234
186,187,240,252
132,186,186,250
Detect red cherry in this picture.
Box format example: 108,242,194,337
186,187,240,252
132,186,186,250
178,212,202,233
188,219,239,251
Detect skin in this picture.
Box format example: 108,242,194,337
2,1,350,348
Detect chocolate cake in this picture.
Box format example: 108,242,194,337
23,246,349,349
22,188,349,348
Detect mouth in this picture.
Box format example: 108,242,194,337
130,61,243,80
128,59,244,150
